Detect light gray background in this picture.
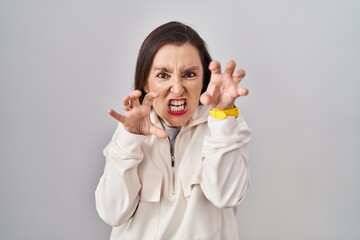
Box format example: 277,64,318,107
1,0,359,239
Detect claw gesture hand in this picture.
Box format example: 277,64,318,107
108,90,168,138
200,60,248,110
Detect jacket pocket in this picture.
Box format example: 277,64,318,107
179,165,223,239
122,170,162,239
138,170,162,202
179,163,203,198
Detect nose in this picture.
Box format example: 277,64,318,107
170,77,184,96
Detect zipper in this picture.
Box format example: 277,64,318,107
159,118,180,195
169,138,176,195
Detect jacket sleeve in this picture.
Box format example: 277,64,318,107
200,115,252,208
95,123,147,227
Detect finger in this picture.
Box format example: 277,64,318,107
237,88,249,96
108,108,125,122
208,60,221,74
200,92,217,107
142,92,159,108
122,95,132,111
234,69,246,83
224,60,236,77
129,90,142,108
200,93,210,105
149,125,168,139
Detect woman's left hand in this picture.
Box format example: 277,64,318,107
200,60,248,110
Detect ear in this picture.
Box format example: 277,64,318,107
144,85,149,93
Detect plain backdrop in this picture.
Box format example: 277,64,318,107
1,0,359,239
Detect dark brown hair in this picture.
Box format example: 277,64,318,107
134,21,212,103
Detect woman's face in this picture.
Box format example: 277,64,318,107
145,43,204,127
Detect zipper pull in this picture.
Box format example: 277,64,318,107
171,155,175,194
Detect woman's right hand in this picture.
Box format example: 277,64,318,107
108,90,168,139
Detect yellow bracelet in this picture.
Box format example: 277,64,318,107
210,107,239,120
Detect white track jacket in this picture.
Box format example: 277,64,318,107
95,105,252,240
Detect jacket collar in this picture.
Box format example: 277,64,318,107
150,105,210,131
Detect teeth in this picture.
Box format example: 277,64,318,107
170,105,184,112
170,100,185,106
169,100,186,112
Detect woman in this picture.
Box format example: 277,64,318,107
95,21,252,240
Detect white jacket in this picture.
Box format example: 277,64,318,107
95,105,252,240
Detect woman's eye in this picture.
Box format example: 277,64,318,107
183,72,196,79
156,72,169,79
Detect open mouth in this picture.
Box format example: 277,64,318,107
168,99,187,115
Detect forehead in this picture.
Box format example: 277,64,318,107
152,43,202,68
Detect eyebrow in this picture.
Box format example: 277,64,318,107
152,65,201,72
152,66,170,72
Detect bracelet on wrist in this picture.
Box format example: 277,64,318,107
209,107,239,120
